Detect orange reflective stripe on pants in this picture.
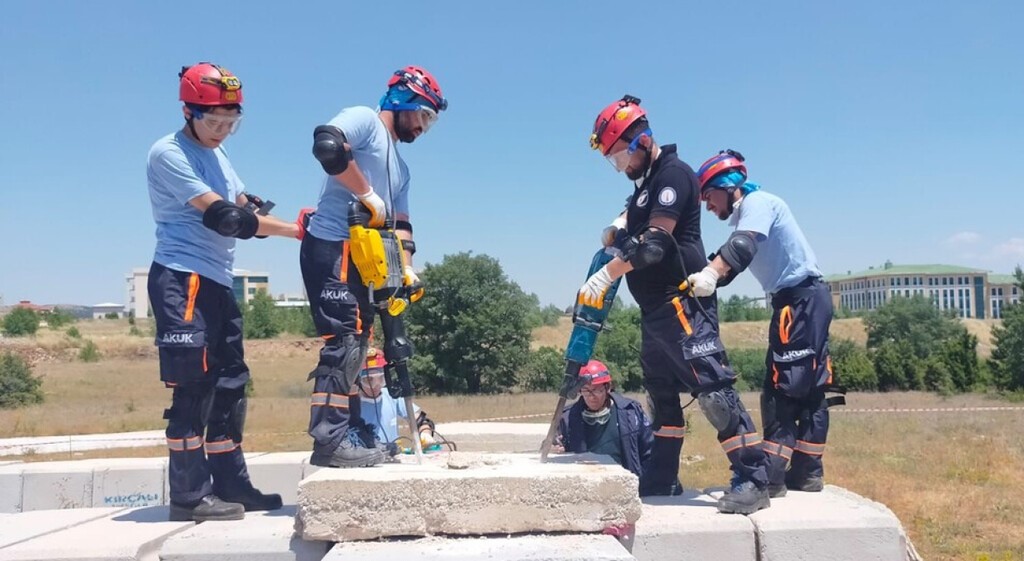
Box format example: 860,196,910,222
167,436,204,452
763,440,794,461
794,440,826,456
310,392,349,408
721,432,763,455
205,439,239,455
654,426,687,439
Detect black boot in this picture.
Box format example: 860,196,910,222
768,484,788,498
169,495,245,522
786,474,823,492
220,487,283,512
310,427,384,468
360,423,400,460
717,480,770,515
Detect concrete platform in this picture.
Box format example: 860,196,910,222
747,485,907,561
0,506,192,561
159,506,328,561
0,507,125,548
325,534,636,561
631,492,757,561
296,452,641,542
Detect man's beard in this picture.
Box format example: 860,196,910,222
625,150,652,181
396,116,418,143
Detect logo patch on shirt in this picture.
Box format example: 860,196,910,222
636,190,649,208
658,187,676,206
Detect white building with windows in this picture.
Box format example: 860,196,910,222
125,268,270,319
825,262,1020,319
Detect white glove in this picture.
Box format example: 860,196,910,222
687,266,721,297
601,215,628,247
404,265,420,286
419,430,436,447
356,189,387,227
578,265,614,309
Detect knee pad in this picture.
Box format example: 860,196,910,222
697,388,740,434
165,385,215,434
644,382,682,427
308,335,366,393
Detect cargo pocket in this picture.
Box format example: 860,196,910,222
157,330,207,385
314,280,361,337
770,302,816,398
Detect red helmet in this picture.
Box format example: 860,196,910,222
179,63,243,106
590,95,647,156
580,360,612,386
364,347,387,371
697,150,747,191
386,65,447,112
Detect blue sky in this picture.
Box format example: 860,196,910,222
1,1,1021,308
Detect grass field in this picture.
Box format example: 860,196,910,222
1,317,1020,560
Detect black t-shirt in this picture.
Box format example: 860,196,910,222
621,144,708,311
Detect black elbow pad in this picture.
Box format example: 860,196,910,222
719,231,758,274
202,200,259,240
621,227,673,270
312,125,352,175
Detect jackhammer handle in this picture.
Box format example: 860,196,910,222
347,200,393,228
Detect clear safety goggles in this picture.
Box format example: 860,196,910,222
604,128,651,172
413,104,439,133
195,111,243,135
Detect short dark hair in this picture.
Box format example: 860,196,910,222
622,117,650,143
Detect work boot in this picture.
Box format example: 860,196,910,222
359,423,400,460
768,484,788,498
717,480,770,515
220,487,283,512
309,427,384,468
169,495,245,522
786,475,824,492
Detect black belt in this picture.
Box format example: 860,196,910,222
771,276,822,302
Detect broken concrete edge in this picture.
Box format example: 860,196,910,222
324,533,636,561
824,485,916,558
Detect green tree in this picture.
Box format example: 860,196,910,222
2,308,40,337
538,304,564,327
0,352,44,409
863,294,959,359
45,307,76,329
593,303,644,391
519,346,565,391
79,340,101,362
275,306,317,337
922,357,953,394
990,297,1024,390
726,348,768,391
405,252,533,394
940,328,980,392
243,290,280,340
872,339,922,391
719,295,771,322
829,338,877,391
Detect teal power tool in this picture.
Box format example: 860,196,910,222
539,247,622,462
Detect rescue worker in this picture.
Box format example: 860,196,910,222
147,62,299,521
356,347,436,454
577,96,771,514
302,66,447,468
555,360,656,493
689,149,836,498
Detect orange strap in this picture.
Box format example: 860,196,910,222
778,305,793,344
340,241,350,283
671,297,693,336
184,273,200,322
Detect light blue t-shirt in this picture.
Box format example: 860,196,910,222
308,106,411,241
360,393,420,444
147,131,246,288
731,190,822,294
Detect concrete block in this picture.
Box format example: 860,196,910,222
631,491,756,561
0,507,124,548
296,452,641,542
92,457,166,508
244,452,307,505
748,485,906,561
158,506,327,561
20,460,96,511
0,506,192,560
325,534,636,561
433,422,547,453
0,463,24,513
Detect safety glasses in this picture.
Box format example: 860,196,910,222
415,104,439,133
195,111,243,135
604,127,651,172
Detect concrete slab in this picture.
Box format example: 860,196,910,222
325,534,636,561
92,457,166,508
433,422,547,453
244,452,307,505
748,485,906,561
296,452,641,542
158,506,327,561
0,507,125,548
631,491,756,561
0,464,23,513
0,506,192,560
20,460,96,511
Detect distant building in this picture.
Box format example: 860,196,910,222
825,262,1020,319
125,268,271,318
14,300,54,313
92,303,125,319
